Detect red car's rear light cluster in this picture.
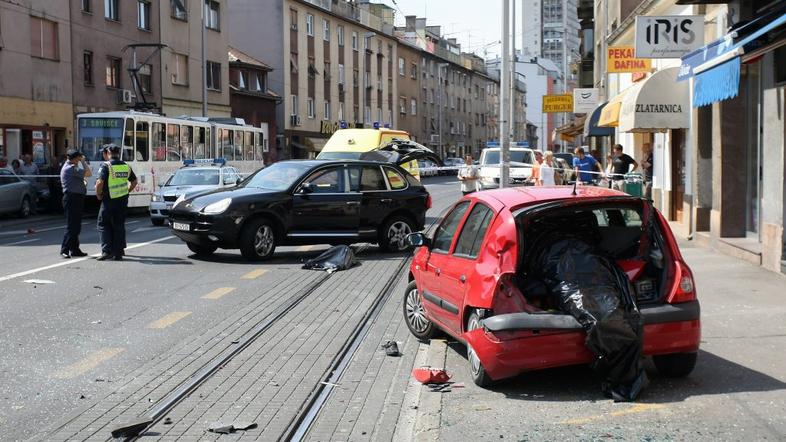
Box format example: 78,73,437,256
425,193,432,209
666,261,696,304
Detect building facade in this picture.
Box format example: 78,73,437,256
228,0,398,159
0,0,73,166
395,41,421,143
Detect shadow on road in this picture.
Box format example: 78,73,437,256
446,342,786,403
121,255,193,266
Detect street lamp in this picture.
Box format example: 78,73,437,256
437,62,449,158
362,32,376,125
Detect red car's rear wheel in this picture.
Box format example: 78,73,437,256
466,310,494,388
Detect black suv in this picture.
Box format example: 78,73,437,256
169,160,431,260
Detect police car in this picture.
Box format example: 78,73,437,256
149,159,243,226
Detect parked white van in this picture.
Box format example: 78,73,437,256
478,147,536,189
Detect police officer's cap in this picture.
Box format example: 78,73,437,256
100,144,121,153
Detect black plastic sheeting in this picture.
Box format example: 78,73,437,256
525,226,647,401
301,245,359,273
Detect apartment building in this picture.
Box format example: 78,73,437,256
228,0,398,159
0,0,73,166
396,41,421,142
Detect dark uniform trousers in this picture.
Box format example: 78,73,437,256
61,192,85,254
98,197,128,256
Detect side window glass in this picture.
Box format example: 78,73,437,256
348,166,361,192
360,166,386,191
432,201,470,253
384,167,407,190
454,204,493,258
123,119,135,161
306,167,344,193
135,121,149,161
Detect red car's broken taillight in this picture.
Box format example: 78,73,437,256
667,260,696,304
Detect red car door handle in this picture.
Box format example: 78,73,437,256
435,268,441,275
459,275,466,283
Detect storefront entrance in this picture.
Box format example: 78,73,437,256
670,129,686,223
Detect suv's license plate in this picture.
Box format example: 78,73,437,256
172,222,191,231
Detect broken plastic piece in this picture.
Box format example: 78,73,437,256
301,245,358,272
381,340,401,356
412,367,451,384
109,418,154,439
208,423,234,434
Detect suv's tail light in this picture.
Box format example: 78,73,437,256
425,193,432,209
667,261,696,304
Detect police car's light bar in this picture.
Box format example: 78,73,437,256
183,158,226,166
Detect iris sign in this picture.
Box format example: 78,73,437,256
635,16,704,59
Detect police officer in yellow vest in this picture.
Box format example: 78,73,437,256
95,144,137,261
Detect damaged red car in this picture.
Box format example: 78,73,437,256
403,187,700,387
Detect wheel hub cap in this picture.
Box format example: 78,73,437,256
405,288,429,333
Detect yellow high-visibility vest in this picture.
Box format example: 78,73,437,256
107,163,130,199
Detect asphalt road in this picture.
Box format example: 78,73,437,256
0,175,462,441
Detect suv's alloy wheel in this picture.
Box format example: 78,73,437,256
380,216,413,252
239,218,277,261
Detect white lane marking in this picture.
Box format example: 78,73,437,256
1,219,137,237
0,235,176,283
2,238,41,246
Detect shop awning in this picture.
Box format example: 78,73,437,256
556,115,587,141
618,67,690,133
597,90,625,128
693,57,741,107
583,102,615,137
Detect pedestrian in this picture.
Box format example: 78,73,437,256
529,151,543,185
18,154,39,182
59,149,92,259
540,151,556,186
11,158,21,175
572,146,600,184
0,156,11,172
610,144,639,191
95,144,137,261
641,142,653,198
457,154,479,196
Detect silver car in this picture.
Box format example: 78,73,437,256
149,164,242,226
0,169,37,217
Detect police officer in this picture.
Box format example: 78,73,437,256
95,144,137,261
59,148,92,259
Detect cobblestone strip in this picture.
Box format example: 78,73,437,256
141,257,404,440
35,267,323,441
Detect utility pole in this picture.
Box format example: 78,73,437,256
510,0,516,144
201,0,208,117
562,0,568,129
500,0,511,188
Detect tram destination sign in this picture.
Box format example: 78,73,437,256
80,118,122,129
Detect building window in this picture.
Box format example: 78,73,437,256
352,69,358,87
171,53,188,85
291,94,298,115
106,56,121,88
337,25,344,46
289,9,298,31
411,98,417,115
338,102,345,120
238,70,248,89
398,57,405,76
364,106,370,123
81,0,92,13
307,97,315,118
138,63,152,93
172,0,187,20
399,97,406,114
83,51,94,85
323,19,330,41
253,72,265,91
411,62,417,79
206,61,221,90
324,100,331,120
305,14,314,36
137,1,151,30
104,0,119,21
30,17,59,60
338,63,345,84
351,31,358,51
206,0,220,31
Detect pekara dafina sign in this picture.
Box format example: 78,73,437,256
607,46,652,73
635,16,704,59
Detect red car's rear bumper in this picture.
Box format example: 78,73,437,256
464,301,701,381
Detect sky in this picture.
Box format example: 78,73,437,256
378,0,506,59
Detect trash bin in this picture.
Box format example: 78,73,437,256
623,174,643,197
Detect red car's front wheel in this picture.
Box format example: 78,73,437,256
403,281,436,341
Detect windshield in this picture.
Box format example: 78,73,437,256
482,150,534,166
168,169,220,186
243,162,314,190
317,152,362,160
78,118,123,161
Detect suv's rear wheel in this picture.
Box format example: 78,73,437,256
379,215,414,252
653,352,697,377
466,310,494,388
403,281,436,340
187,242,217,256
239,218,277,261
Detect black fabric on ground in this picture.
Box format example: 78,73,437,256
301,245,358,272
525,231,646,402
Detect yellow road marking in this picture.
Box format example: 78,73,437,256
559,403,665,425
241,269,268,280
201,287,236,300
147,311,192,329
296,245,317,252
52,347,125,379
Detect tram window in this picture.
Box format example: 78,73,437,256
123,119,135,161
166,124,181,161
135,121,150,161
181,125,194,160
234,130,244,160
196,127,206,159
244,131,254,161
152,122,166,161
221,129,234,160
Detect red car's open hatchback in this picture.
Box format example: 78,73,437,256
404,186,700,387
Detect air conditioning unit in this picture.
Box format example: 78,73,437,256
117,89,134,104
290,114,302,126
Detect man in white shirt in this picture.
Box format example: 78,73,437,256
457,155,479,196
